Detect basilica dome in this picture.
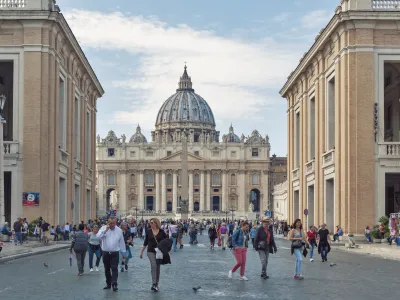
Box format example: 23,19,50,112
129,125,148,143
155,66,216,129
222,125,240,143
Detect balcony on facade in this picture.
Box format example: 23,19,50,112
3,141,19,166
371,0,400,9
322,149,335,169
305,159,315,175
292,168,299,181
74,160,82,174
59,149,69,166
378,143,400,157
0,0,59,10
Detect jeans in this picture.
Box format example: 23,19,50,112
171,237,177,252
293,248,302,275
190,232,197,243
365,233,372,243
320,245,329,261
119,247,132,268
232,248,247,277
75,251,86,273
88,245,101,269
147,252,161,285
64,231,70,240
309,241,316,259
102,251,119,286
14,232,22,245
258,250,270,275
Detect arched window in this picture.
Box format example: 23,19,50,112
146,173,154,185
108,173,115,185
194,174,200,185
130,174,135,185
231,174,236,185
167,174,172,185
252,173,259,185
213,174,220,185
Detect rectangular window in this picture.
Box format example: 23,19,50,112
86,111,91,167
59,76,66,149
194,189,199,192
213,189,219,192
295,111,300,168
252,148,259,157
326,76,335,150
167,188,172,192
308,96,315,160
74,96,80,160
108,148,115,157
147,189,152,192
167,151,172,156
130,151,136,157
213,174,220,185
146,151,154,157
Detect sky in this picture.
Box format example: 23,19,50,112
57,0,339,156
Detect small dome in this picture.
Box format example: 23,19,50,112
223,124,240,143
129,125,148,143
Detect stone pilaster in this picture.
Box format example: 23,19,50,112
161,172,166,212
139,171,144,208
155,170,161,211
206,171,211,210
200,171,205,211
119,170,127,214
221,171,227,211
189,171,194,212
173,171,178,211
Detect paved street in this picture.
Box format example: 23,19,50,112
0,234,398,300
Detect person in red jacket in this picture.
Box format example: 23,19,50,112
306,226,317,262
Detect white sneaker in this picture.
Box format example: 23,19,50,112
228,270,232,279
90,268,93,272
95,267,99,272
310,258,314,262
240,276,249,281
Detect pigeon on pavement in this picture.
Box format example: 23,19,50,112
330,263,336,267
44,263,49,268
193,286,201,292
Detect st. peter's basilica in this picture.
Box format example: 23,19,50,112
96,66,271,219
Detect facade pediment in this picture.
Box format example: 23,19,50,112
161,151,204,162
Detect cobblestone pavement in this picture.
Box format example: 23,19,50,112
0,234,398,300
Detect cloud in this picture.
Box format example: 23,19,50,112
301,10,331,29
272,12,290,23
64,10,302,140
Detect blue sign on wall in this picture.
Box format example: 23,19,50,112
265,210,271,217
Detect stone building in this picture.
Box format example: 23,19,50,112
0,1,104,225
96,66,270,219
272,181,288,221
269,155,287,218
280,0,400,233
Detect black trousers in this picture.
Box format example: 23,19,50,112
102,251,119,286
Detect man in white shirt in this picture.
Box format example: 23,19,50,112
97,217,126,292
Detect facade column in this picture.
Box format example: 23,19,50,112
222,171,227,211
97,171,105,212
139,171,144,208
156,170,161,212
206,171,211,210
189,171,194,212
261,170,269,214
173,171,178,212
200,171,205,211
239,171,246,213
161,172,166,212
119,170,127,214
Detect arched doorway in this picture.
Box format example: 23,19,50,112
194,201,200,212
106,188,115,212
167,201,172,212
250,189,260,212
146,196,154,211
212,196,220,211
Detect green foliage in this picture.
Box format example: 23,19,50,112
371,216,390,239
28,217,41,234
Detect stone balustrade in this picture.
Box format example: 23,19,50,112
0,0,58,10
74,160,82,173
292,168,299,180
305,160,315,174
322,149,335,168
3,141,18,155
60,149,69,165
378,142,400,156
87,167,93,178
372,0,400,9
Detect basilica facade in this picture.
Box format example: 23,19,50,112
96,67,270,219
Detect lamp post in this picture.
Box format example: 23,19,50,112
229,205,237,222
134,206,138,221
0,94,6,225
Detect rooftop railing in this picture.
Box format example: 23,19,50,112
372,0,400,9
0,0,58,11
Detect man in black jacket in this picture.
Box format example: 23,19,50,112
70,224,89,276
254,217,277,279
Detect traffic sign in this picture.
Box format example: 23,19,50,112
265,210,271,217
304,209,308,216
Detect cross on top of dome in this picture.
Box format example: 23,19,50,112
177,64,194,92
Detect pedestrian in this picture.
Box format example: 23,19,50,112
120,222,133,272
41,220,50,244
317,223,331,262
168,221,178,252
250,225,257,249
219,222,228,250
88,225,102,272
69,223,89,276
332,225,343,242
13,218,22,245
97,217,126,292
254,217,277,279
228,221,250,281
208,223,217,249
177,222,184,249
306,225,317,262
289,218,306,280
139,217,168,292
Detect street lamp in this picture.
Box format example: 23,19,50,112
229,205,237,222
134,206,139,221
0,94,6,225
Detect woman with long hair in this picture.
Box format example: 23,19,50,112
140,218,168,292
88,225,102,272
208,223,217,249
289,218,306,280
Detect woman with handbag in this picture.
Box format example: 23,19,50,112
289,218,306,280
254,217,277,279
88,225,102,272
140,218,168,292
